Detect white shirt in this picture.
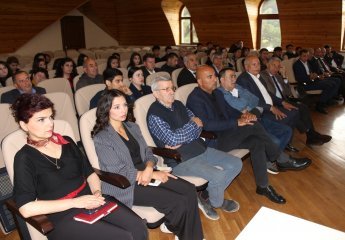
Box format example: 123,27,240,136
301,60,310,75
248,72,273,105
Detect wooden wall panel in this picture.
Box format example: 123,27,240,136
183,0,254,48
0,0,85,53
278,0,342,50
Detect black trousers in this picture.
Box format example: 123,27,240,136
133,177,203,240
215,123,280,188
48,197,148,240
289,101,314,133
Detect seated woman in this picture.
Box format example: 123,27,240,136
127,52,143,70
11,94,147,240
0,61,11,87
54,57,78,89
128,67,152,100
93,90,204,240
106,55,120,70
30,67,49,86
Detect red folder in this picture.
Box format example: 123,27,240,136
73,202,118,224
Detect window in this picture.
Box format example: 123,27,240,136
257,0,281,51
180,6,199,44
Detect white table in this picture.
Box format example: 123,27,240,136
236,207,345,240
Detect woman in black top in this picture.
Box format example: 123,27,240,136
11,93,147,240
128,67,152,100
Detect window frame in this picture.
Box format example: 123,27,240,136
179,6,198,45
257,0,280,49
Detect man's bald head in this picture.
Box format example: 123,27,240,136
196,65,217,94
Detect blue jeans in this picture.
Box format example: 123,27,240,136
172,147,242,208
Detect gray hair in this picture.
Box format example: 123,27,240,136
268,57,281,64
183,52,195,64
150,75,172,91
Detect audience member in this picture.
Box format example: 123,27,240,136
160,46,173,61
128,67,152,100
208,51,223,78
293,49,339,114
177,53,198,87
77,53,87,67
272,47,283,60
30,67,49,86
259,48,269,71
127,52,143,70
229,40,244,53
177,47,188,68
6,56,20,74
283,44,297,59
54,57,78,88
11,93,147,240
160,52,179,74
76,58,103,91
90,68,135,109
93,89,204,240
152,45,162,63
1,70,46,104
106,55,120,70
194,43,205,54
324,45,344,68
261,58,332,145
140,53,160,84
0,61,11,87
147,76,242,220
228,47,242,71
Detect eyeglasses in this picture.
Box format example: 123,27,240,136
155,86,177,92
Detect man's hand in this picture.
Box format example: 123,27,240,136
241,112,257,122
270,106,287,120
137,166,154,186
310,73,318,80
282,101,298,111
165,144,181,150
119,86,133,96
237,117,254,126
191,117,203,127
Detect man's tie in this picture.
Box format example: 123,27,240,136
318,58,330,72
271,75,285,100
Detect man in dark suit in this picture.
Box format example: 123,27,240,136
283,44,297,59
237,55,300,130
1,70,46,104
177,53,198,87
293,49,339,114
160,52,179,75
261,58,332,146
324,45,344,68
140,53,160,85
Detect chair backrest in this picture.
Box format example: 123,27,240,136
155,61,166,69
98,63,107,75
79,108,99,168
1,120,74,240
236,57,245,72
0,86,16,100
72,75,81,90
0,103,19,169
44,92,80,141
281,58,298,84
37,78,74,108
174,83,198,105
5,77,13,86
116,68,129,80
47,69,56,79
171,68,183,87
133,94,157,147
74,84,105,116
145,72,171,86
120,59,130,69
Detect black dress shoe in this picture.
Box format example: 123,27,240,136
256,185,286,204
278,157,311,171
306,136,324,146
285,144,299,152
315,105,328,114
315,132,332,143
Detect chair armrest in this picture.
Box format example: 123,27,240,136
151,147,181,161
93,168,130,189
6,199,54,235
200,130,217,139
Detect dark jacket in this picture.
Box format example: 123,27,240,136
1,87,46,104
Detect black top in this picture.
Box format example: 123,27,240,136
129,83,152,100
119,126,145,170
13,136,94,223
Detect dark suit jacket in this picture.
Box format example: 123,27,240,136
260,70,292,98
177,68,196,87
293,59,314,86
186,87,241,132
140,66,160,85
309,57,324,75
236,71,283,112
1,87,46,104
160,64,178,75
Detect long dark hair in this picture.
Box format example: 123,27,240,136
92,89,127,137
127,52,142,69
54,57,78,79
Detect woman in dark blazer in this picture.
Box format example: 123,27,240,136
92,90,204,240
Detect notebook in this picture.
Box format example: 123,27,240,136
73,201,118,224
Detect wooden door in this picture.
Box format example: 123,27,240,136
60,16,86,50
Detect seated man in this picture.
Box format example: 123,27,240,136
261,58,332,145
90,68,135,109
207,51,223,78
147,76,243,221
272,47,283,60
324,45,344,69
76,57,103,91
177,53,198,87
140,53,161,84
293,49,339,114
283,44,297,59
160,52,179,75
152,45,162,63
1,70,46,104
